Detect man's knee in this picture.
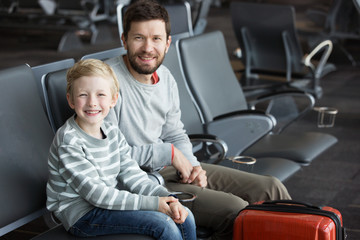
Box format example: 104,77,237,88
194,190,248,222
264,175,291,200
194,193,243,240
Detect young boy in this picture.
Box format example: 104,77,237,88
46,59,196,239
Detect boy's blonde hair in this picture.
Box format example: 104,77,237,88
66,59,119,100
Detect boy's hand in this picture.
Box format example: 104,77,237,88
158,197,188,224
168,201,188,224
158,196,178,216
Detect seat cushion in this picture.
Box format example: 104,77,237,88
243,132,338,164
219,157,301,182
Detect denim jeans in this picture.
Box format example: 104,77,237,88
68,207,196,240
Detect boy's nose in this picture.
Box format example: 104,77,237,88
88,96,97,107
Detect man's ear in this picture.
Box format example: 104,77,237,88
66,93,75,110
165,35,172,53
121,34,127,50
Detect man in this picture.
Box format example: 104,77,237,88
105,0,291,239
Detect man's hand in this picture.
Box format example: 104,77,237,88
188,165,207,188
172,147,208,187
172,147,193,183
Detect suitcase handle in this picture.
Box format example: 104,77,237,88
262,200,322,210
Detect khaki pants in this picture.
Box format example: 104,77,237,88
160,163,291,240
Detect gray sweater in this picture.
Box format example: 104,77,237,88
46,116,170,230
105,56,200,171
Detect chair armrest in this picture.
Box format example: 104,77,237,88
206,113,275,156
147,171,165,186
189,134,228,164
303,40,333,80
213,109,267,121
248,90,315,133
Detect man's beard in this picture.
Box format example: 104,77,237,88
127,50,165,75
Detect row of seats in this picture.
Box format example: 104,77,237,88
229,1,336,99
300,0,360,66
0,28,338,239
0,0,116,51
0,0,213,52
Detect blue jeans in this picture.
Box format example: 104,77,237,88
68,207,196,240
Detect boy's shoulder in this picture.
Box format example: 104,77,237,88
54,117,83,146
102,120,123,138
102,120,118,132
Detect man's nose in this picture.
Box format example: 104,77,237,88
142,39,154,52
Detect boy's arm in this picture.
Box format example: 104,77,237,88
116,131,171,192
56,144,169,211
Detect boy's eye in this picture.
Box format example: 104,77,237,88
79,93,87,97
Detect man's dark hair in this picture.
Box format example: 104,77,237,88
123,0,171,40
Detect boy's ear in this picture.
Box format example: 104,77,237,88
111,93,119,108
66,93,75,109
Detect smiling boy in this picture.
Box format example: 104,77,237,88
46,59,196,239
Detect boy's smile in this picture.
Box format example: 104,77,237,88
67,75,117,137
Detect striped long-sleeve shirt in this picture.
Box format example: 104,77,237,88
46,116,171,230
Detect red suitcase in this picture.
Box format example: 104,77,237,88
234,200,346,240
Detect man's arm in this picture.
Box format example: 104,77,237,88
129,143,173,172
160,74,200,167
158,73,207,186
